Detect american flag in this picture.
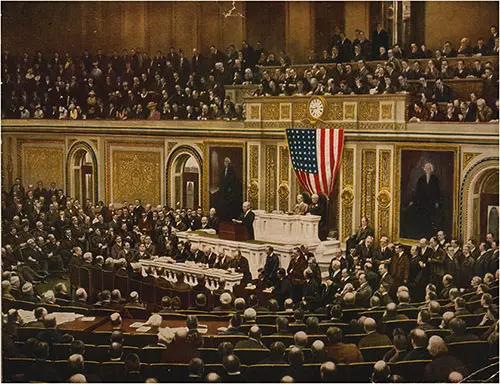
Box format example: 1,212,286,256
285,128,344,196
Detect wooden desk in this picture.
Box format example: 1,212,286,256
58,316,109,332
219,221,249,242
94,318,228,336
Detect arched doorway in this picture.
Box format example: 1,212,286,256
66,142,98,205
461,158,499,242
167,147,202,209
477,169,499,241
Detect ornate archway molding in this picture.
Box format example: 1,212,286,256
66,141,99,203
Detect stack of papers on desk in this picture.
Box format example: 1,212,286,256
130,322,146,328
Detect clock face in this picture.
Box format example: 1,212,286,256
309,97,325,119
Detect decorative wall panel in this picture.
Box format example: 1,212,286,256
359,101,379,121
379,150,391,191
342,148,354,187
111,150,161,205
17,140,65,189
265,145,278,212
361,149,376,222
377,150,392,237
341,188,354,241
22,147,65,188
248,145,260,208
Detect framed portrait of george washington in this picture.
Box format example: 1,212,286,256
394,146,459,242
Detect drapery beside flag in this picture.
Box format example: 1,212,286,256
285,128,344,197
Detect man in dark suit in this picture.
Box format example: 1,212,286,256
372,23,389,59
378,264,394,294
346,216,374,253
219,313,245,335
428,237,446,290
355,272,373,307
234,326,268,350
229,250,252,284
233,201,255,240
403,328,432,361
358,317,392,348
356,235,376,264
389,243,409,288
263,246,279,285
373,236,394,268
473,242,492,278
325,326,363,364
444,318,479,344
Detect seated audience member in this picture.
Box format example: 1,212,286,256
259,341,287,364
306,340,328,364
189,293,209,311
219,313,245,335
243,307,257,324
382,302,409,321
235,326,268,350
213,292,233,311
30,307,48,328
222,354,246,383
383,328,409,362
358,317,392,348
36,313,63,347
320,361,338,383
445,317,480,343
274,316,291,335
404,328,431,361
188,357,205,382
424,336,468,382
292,331,308,350
109,312,123,330
325,326,363,364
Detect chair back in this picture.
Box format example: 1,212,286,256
349,361,376,382
14,300,36,311
343,333,365,345
456,313,485,327
246,364,290,383
360,345,393,362
102,270,115,291
2,297,16,312
150,363,188,382
60,305,89,315
141,346,167,363
424,328,451,339
78,267,92,295
359,309,385,322
447,340,490,371
51,343,71,360
398,308,420,319
209,335,248,348
318,322,350,334
389,360,431,382
114,274,129,298
125,305,150,320
302,363,322,383
383,319,418,337
234,348,270,365
198,348,218,364
241,323,276,336
91,268,103,300
89,307,116,317
261,335,294,347
255,314,279,325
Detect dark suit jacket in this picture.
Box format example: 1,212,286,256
424,354,468,382
403,347,431,361
390,252,409,284
235,338,268,350
240,210,255,240
358,332,392,348
326,342,363,364
355,283,373,307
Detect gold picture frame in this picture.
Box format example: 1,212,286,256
393,144,460,245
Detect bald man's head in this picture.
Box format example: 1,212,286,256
364,317,377,333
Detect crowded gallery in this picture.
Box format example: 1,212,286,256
1,0,499,383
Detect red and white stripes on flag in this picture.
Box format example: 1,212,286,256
285,128,344,197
